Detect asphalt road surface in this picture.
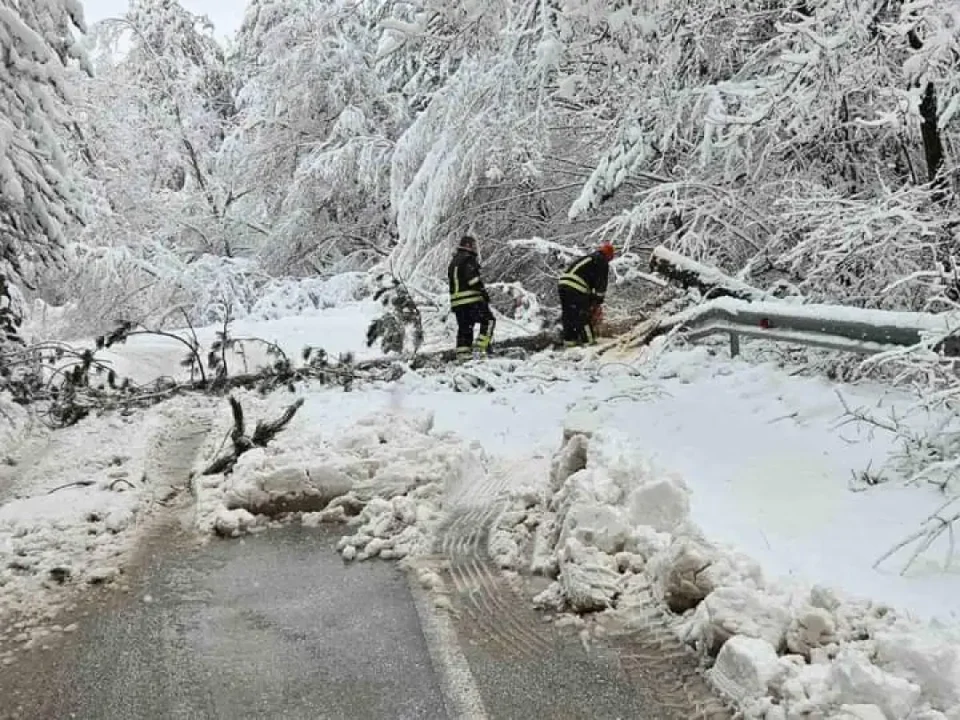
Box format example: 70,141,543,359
0,525,728,720
1,526,444,720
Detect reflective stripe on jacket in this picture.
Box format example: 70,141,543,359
448,249,487,308
558,251,609,300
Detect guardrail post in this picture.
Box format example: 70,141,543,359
729,332,740,357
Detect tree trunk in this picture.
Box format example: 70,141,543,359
919,81,945,188
648,246,765,302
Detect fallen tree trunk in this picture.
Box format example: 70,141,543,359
34,329,564,426
403,329,559,369
649,246,767,302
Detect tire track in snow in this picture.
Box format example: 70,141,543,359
439,455,559,659
0,428,49,503
141,408,214,507
441,505,555,658
604,588,734,720
432,452,733,719
0,403,216,662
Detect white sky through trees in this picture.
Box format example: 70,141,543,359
82,0,245,38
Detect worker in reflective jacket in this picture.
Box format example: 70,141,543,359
448,235,495,362
557,242,614,347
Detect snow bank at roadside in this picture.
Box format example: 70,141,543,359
193,396,482,562
493,424,960,720
0,398,207,660
0,393,29,456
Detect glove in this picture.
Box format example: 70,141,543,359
591,305,603,324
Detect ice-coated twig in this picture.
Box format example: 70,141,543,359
875,496,960,575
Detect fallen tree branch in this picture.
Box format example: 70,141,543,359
202,396,305,476
7,324,564,432
47,480,96,494
874,496,960,575
109,477,137,491
251,399,303,445
408,330,559,368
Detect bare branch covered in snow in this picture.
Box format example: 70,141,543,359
202,396,304,477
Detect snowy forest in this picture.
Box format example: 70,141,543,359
4,0,960,341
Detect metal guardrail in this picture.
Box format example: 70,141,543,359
686,323,896,357
647,297,957,358
644,246,959,357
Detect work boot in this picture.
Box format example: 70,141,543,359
455,346,472,363
474,334,491,358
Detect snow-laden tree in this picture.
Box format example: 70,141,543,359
227,0,405,275
28,1,250,335
369,0,697,300
0,0,89,284
567,0,960,311
373,0,513,109
389,57,548,277
97,0,236,255
374,0,602,288
84,0,237,255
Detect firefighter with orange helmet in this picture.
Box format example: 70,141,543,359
557,242,614,347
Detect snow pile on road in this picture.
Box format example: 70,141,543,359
494,425,960,720
194,399,482,563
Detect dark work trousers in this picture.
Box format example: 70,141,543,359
558,285,594,346
454,303,494,356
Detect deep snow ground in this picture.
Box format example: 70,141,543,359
4,291,960,719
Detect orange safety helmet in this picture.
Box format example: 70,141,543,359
597,241,615,261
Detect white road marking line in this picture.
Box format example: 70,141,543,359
407,572,488,720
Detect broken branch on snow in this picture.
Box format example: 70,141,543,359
202,396,305,476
